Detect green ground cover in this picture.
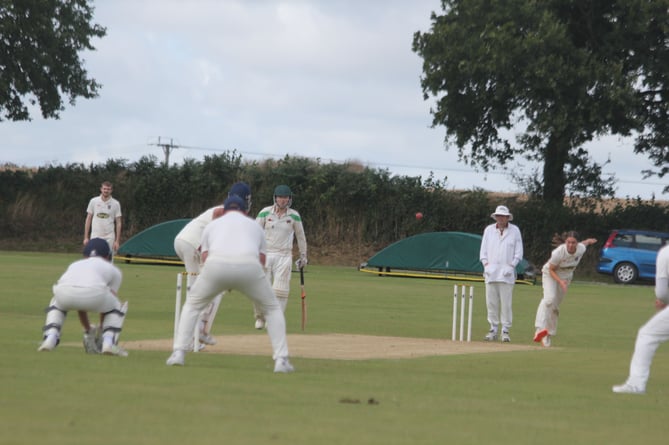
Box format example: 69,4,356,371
0,251,666,445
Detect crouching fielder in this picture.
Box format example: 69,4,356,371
167,195,293,373
173,182,252,346
533,232,597,347
38,238,129,356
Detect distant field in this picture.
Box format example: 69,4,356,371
1,251,667,445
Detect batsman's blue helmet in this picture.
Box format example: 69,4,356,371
228,182,252,209
223,195,247,212
83,238,111,260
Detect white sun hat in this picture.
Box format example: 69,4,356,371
491,205,513,221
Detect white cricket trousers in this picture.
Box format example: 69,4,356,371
174,238,201,274
174,238,223,333
623,305,669,391
254,253,292,318
45,285,123,338
485,282,514,332
174,256,289,359
534,272,568,335
53,284,120,313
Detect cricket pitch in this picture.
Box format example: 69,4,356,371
123,333,541,360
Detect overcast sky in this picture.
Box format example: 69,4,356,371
2,0,667,199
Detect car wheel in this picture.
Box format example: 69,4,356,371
613,262,638,284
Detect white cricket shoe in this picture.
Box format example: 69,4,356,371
484,330,498,341
166,350,185,366
501,331,511,343
255,318,266,330
38,335,58,352
542,335,551,347
102,344,129,357
274,357,295,373
612,383,645,394
199,333,217,346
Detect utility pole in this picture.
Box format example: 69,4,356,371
149,137,180,166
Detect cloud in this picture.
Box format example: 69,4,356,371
2,0,665,199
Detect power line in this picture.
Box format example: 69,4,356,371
169,143,508,177
164,142,667,188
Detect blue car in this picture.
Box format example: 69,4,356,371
596,229,669,284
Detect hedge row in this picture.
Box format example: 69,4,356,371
2,153,667,271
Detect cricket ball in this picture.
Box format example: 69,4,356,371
415,212,423,220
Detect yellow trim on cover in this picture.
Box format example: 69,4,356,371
358,266,535,285
113,256,184,266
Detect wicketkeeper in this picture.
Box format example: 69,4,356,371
38,238,129,356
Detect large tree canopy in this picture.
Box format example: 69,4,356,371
413,0,669,201
0,0,106,121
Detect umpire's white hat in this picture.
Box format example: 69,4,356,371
491,205,513,221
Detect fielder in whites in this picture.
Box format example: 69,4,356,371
480,205,524,342
38,238,129,356
167,195,293,372
253,185,307,329
173,182,252,347
84,181,122,253
533,231,597,347
613,244,669,394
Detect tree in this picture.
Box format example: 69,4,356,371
413,0,669,202
0,0,106,121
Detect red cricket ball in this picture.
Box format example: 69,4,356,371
415,212,423,220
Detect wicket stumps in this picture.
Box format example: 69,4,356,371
452,284,474,342
175,272,202,352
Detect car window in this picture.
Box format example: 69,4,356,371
615,233,634,247
635,234,664,252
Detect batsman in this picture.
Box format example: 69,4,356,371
253,185,308,329
173,182,252,346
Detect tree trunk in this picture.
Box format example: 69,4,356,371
542,134,568,203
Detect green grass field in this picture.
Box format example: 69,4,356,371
1,251,667,445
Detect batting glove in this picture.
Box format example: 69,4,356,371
295,256,308,269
